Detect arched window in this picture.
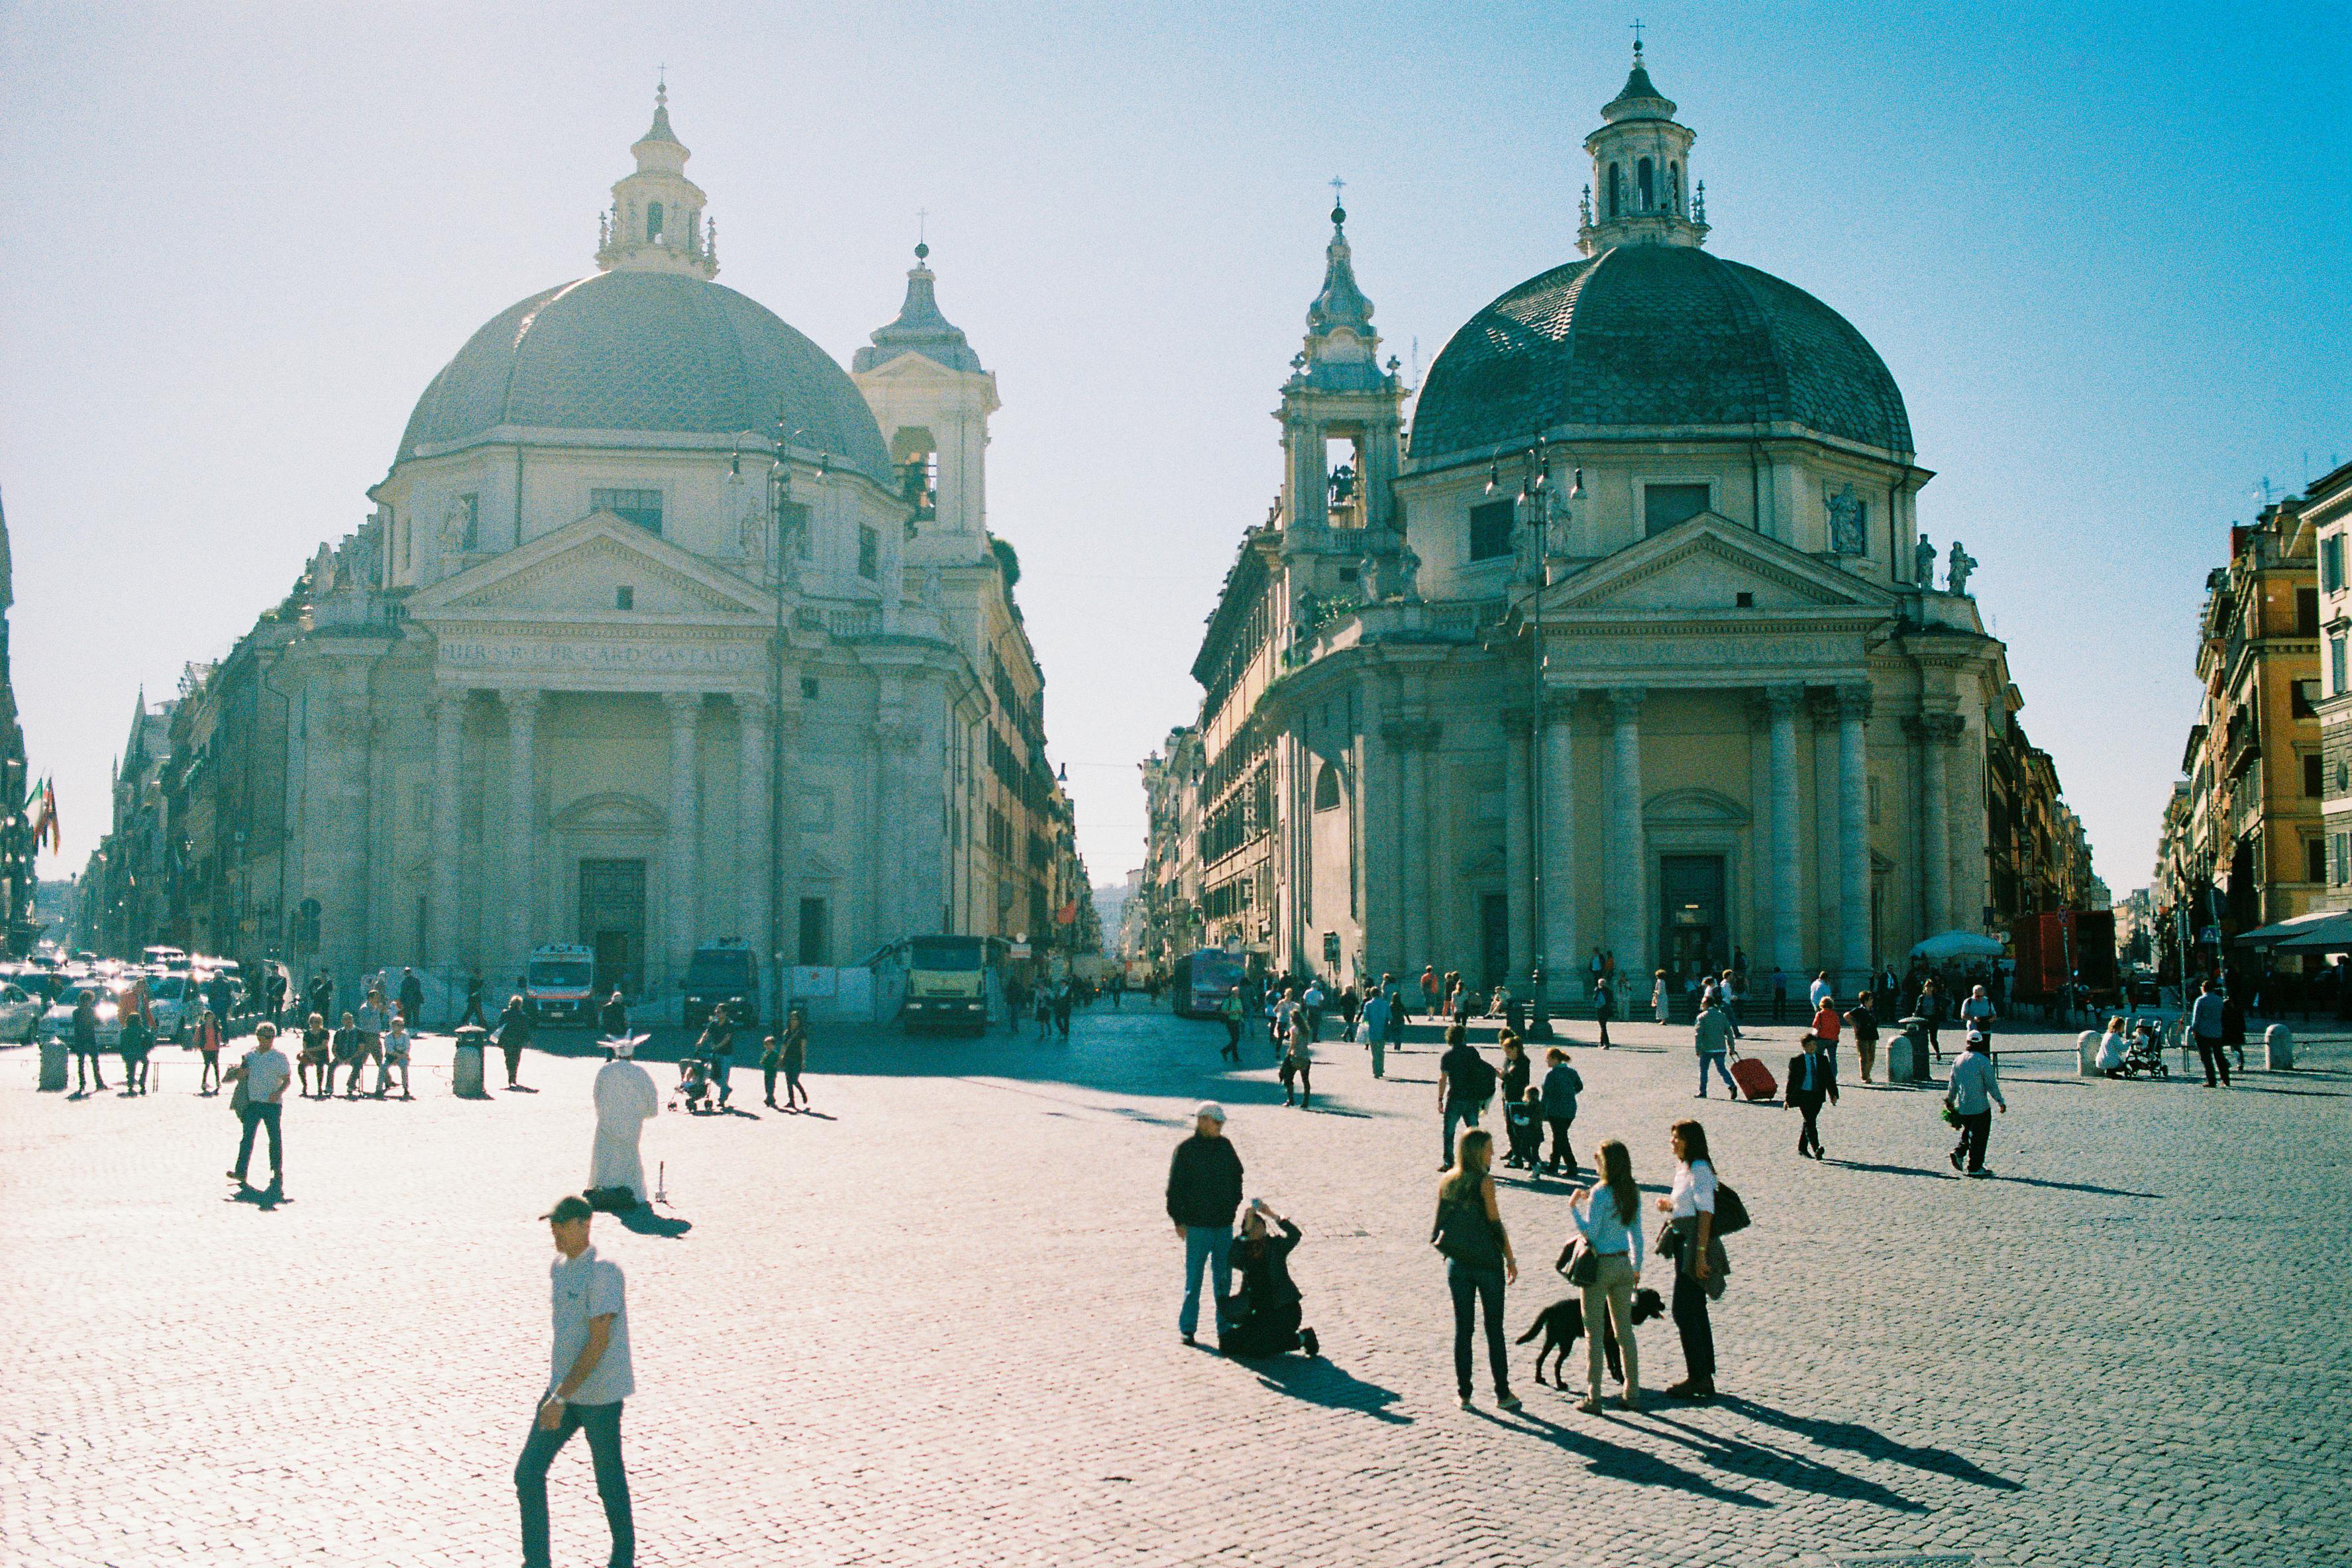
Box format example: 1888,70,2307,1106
1668,162,1682,211
1312,762,1344,812
646,201,665,242
1637,158,1654,210
1607,164,1623,219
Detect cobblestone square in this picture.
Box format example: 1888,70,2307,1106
3,1006,2346,1567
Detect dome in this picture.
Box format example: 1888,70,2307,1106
396,269,893,484
1408,244,1913,464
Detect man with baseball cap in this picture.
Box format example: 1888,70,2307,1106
1165,1102,1245,1347
516,1194,635,1568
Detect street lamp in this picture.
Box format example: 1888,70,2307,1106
1489,437,1582,1039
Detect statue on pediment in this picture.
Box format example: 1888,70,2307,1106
1826,482,1866,555
1947,540,1978,597
1914,533,1938,589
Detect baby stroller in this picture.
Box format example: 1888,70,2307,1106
2117,1018,2172,1080
672,1055,716,1113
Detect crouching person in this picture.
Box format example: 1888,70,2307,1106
1220,1200,1319,1359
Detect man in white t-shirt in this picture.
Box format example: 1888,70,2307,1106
517,1194,635,1568
227,1022,292,1193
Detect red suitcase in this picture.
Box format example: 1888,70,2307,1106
1729,1055,1778,1103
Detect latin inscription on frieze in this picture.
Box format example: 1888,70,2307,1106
439,639,755,674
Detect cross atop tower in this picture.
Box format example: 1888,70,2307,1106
1629,18,1644,50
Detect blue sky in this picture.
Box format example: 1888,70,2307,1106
3,1,2346,900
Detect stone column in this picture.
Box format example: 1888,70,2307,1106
773,706,802,972
1909,713,1962,939
1392,719,1430,968
1837,686,1873,988
1605,688,1646,975
1540,694,1578,986
428,690,465,977
735,692,769,958
663,692,702,982
1765,684,1805,975
1504,717,1532,983
1811,692,1843,973
501,690,543,975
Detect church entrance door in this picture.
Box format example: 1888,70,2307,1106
579,858,647,999
1658,855,1727,997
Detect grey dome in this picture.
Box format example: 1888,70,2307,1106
1409,244,1912,464
398,270,892,484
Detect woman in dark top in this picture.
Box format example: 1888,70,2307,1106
1498,1033,1531,1106
299,1013,331,1098
1432,1126,1521,1410
1221,1201,1318,1359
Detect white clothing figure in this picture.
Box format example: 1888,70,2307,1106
590,1035,659,1202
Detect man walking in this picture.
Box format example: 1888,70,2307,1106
1770,967,1789,1023
398,967,426,1031
517,1194,635,1568
1436,1025,1495,1170
70,987,105,1093
1540,1045,1583,1175
225,1021,291,1194
599,989,629,1039
1300,978,1324,1043
1165,1103,1244,1347
1945,1031,2007,1176
1218,986,1244,1063
2188,978,2233,1088
1784,1034,1839,1160
1360,980,1391,1079
1693,994,1738,1098
460,972,489,1029
1809,970,1833,1014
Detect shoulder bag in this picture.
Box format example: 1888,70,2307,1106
1557,1237,1599,1287
1713,1183,1751,1237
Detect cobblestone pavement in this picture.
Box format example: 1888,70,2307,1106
2,1004,2347,1568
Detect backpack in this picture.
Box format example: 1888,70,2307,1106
1450,1050,1496,1103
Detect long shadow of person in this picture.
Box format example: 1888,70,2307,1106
1641,1412,1924,1510
1714,1395,2019,1490
1481,1408,1764,1505
1246,1355,1413,1425
228,1185,290,1211
617,1206,691,1238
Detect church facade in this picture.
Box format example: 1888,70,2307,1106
151,91,1073,1007
1140,50,2052,1000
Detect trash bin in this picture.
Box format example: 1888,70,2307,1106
451,1026,488,1098
1892,1016,1931,1082
38,1039,67,1092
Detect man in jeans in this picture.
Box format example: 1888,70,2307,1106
518,1194,635,1568
1165,1102,1244,1347
1945,1031,2007,1176
1436,1027,1494,1169
225,1022,292,1193
2188,978,2233,1088
1693,998,1739,1098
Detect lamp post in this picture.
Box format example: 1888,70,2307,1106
1488,437,1583,1041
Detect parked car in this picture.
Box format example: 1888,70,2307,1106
0,980,43,1043
145,972,196,1042
38,984,125,1050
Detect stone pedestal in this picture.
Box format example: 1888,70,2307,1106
2077,1030,2102,1077
1887,1031,1919,1083
38,1040,66,1092
451,1028,489,1099
2263,1023,2296,1071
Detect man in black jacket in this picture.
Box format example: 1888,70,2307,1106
1165,1102,1244,1347
1784,1035,1839,1160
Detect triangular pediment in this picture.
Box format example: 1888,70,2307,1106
1544,513,1899,616
408,511,774,623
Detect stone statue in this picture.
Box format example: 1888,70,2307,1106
920,564,943,606
1914,535,1938,589
1395,541,1422,603
1826,483,1866,556
440,495,474,551
737,505,769,562
1947,540,1978,597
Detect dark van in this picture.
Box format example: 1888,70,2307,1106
682,941,759,1031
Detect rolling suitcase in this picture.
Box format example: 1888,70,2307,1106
1729,1053,1778,1103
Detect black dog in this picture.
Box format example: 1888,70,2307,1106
1516,1288,1667,1387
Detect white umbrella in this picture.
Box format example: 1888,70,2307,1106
1911,930,2005,961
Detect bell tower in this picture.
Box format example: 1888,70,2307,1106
1576,42,1709,256
1275,187,1405,563
595,79,720,280
851,238,1000,564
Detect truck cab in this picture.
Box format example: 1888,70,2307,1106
902,935,989,1035
523,944,596,1025
682,939,759,1031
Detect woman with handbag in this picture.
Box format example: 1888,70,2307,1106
1655,1118,1721,1401
1431,1127,1521,1411
1566,1138,1644,1412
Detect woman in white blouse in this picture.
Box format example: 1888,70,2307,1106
1654,1119,1719,1401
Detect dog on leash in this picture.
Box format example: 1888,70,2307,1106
1516,1288,1667,1387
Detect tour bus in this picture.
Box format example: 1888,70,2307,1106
901,934,990,1035
522,943,597,1025
1170,947,1249,1019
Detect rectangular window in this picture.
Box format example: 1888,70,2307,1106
591,488,663,534
778,499,812,559
2292,679,2320,719
615,586,634,611
1644,483,1711,537
2325,535,2345,594
1868,776,1882,826
2337,833,2349,886
797,897,830,966
2298,588,2321,637
2335,636,2349,695
2307,753,2324,798
459,492,480,551
1468,499,1515,562
857,524,881,580
2308,837,2328,884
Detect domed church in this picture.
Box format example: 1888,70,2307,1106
1160,47,2017,996
261,89,1063,1006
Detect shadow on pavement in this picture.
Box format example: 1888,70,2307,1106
1641,1412,1924,1511
1247,1355,1412,1424
1488,1408,1766,1504
617,1206,692,1238
1715,1395,2019,1490
228,1184,290,1210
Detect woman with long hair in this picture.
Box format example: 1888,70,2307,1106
1431,1127,1520,1410
1654,1119,1719,1400
1652,969,1670,1025
1568,1138,1644,1412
